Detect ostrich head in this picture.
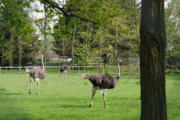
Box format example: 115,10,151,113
116,75,120,80
114,75,120,84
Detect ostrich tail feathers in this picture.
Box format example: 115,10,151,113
81,74,90,79
25,68,30,73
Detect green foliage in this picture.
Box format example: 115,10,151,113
47,0,140,65
52,17,73,58
0,0,40,66
165,0,180,66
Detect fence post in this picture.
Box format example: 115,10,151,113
78,67,80,74
84,67,85,73
118,63,120,77
118,60,123,77
19,66,21,74
59,66,60,76
129,57,131,73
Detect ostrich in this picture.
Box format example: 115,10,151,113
59,65,70,79
26,55,45,95
83,72,119,108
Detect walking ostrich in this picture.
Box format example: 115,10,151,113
59,65,70,79
26,55,45,95
83,72,119,108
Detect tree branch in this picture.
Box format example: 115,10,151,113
41,0,98,24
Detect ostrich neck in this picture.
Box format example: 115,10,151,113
41,55,45,71
113,78,118,85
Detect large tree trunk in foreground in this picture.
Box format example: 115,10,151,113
140,0,167,120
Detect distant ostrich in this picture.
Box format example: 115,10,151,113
59,65,70,79
83,72,119,108
26,55,45,95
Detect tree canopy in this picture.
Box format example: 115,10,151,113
0,0,40,66
0,0,179,68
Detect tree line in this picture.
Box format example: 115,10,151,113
0,0,40,66
0,0,179,68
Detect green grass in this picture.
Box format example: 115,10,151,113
0,72,179,120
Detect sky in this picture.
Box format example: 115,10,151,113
165,0,171,7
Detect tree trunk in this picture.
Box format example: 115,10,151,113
98,32,101,72
63,38,65,65
132,0,140,55
72,21,76,67
115,22,119,64
1,48,4,66
18,37,22,67
140,0,167,120
9,35,14,67
43,4,48,66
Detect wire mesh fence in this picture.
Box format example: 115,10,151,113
0,57,179,74
0,65,140,75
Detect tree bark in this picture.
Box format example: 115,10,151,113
98,31,102,72
1,48,4,66
140,0,167,120
72,21,76,67
115,22,118,64
9,35,14,67
43,4,48,66
18,37,22,67
63,38,65,64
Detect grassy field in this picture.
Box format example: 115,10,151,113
0,71,179,120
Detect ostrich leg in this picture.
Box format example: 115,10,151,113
35,78,40,95
29,77,33,95
59,68,61,77
102,89,107,108
64,70,67,79
89,86,97,107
